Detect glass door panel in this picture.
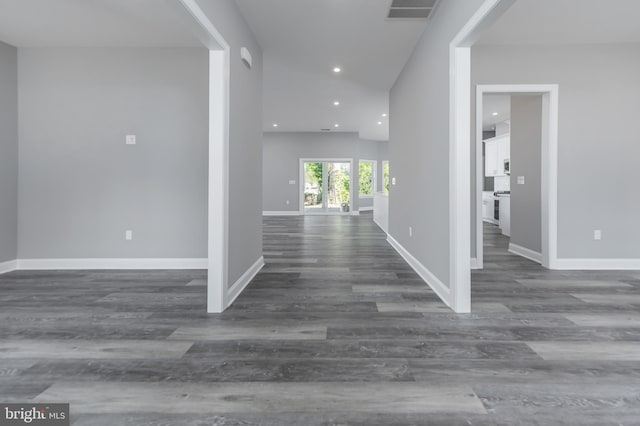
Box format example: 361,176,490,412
303,162,324,213
327,162,351,213
302,160,351,214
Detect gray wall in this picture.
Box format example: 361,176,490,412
196,0,264,286
0,41,18,263
472,44,640,259
263,132,354,213
510,95,542,253
18,47,208,259
262,132,386,213
390,0,485,287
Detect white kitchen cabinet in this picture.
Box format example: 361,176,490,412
484,134,510,177
485,140,499,177
498,195,511,237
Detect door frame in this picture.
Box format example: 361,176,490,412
175,0,230,313
474,85,559,270
299,158,354,215
449,0,516,313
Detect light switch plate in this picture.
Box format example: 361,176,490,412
517,176,525,185
126,135,136,145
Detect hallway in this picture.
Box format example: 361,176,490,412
0,215,639,424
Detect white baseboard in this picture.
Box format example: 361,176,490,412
262,211,300,216
16,258,207,270
508,243,542,264
0,259,17,275
359,206,373,212
554,258,640,270
386,234,452,309
470,258,481,270
225,256,264,308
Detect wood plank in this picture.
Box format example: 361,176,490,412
35,382,487,414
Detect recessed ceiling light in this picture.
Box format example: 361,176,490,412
382,113,388,117
377,121,383,125
492,112,499,116
333,67,341,73
333,101,340,106
334,124,340,128
272,123,278,128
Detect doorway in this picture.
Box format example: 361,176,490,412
474,85,559,270
300,159,353,215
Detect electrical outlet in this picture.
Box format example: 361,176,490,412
593,230,602,241
125,230,133,241
392,177,397,185
517,176,525,185
288,180,296,185
409,226,413,237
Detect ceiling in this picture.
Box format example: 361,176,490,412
0,0,430,142
478,0,640,45
234,0,430,141
0,0,201,47
482,95,510,131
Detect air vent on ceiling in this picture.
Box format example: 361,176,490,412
391,0,437,7
387,0,439,20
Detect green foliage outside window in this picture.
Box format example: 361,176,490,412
328,164,350,205
304,162,323,206
383,161,390,193
304,162,351,208
359,162,373,196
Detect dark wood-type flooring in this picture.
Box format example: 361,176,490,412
1,214,640,425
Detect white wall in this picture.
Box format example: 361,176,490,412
0,41,18,264
390,0,486,288
472,44,640,260
18,47,209,261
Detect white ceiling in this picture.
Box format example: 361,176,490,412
0,0,428,141
479,0,640,45
0,0,201,47
234,0,430,141
482,95,510,131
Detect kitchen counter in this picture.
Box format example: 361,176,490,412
373,192,388,234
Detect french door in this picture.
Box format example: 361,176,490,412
301,159,353,215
